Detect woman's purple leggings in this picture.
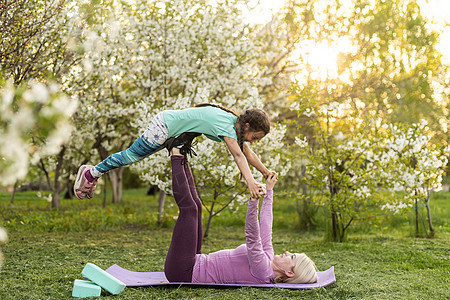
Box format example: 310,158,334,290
164,156,203,282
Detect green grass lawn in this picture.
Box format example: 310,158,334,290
0,188,449,299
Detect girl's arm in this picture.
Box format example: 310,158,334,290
224,136,261,199
243,143,272,179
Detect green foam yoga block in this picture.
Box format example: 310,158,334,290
82,263,126,295
72,279,101,298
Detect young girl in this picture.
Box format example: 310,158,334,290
74,104,275,200
165,148,318,284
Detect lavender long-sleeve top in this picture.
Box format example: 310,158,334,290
191,190,276,284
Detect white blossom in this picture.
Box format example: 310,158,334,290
304,108,315,117
290,101,300,111
23,82,49,103
0,79,77,186
236,195,249,205
335,131,345,141
295,136,309,148
81,0,290,205
326,102,339,112
354,185,370,198
292,114,447,228
381,202,411,214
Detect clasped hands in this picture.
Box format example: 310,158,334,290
249,172,278,201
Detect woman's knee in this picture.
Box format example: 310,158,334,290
181,204,198,217
194,199,202,215
164,267,192,283
164,254,194,282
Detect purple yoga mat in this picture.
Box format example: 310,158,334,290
105,264,336,289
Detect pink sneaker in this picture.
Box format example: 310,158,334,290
86,177,98,199
74,165,98,200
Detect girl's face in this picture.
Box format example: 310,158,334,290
243,130,266,144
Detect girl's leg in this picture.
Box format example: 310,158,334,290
90,112,168,178
164,155,198,282
183,160,203,254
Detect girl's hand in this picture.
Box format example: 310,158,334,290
248,181,264,200
266,174,278,190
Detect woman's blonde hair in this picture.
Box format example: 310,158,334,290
275,253,318,284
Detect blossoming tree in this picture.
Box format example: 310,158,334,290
0,78,77,265
65,0,291,229
380,121,449,237
291,93,448,241
122,0,291,234
1,0,82,208
0,79,77,188
67,0,147,203
292,97,387,241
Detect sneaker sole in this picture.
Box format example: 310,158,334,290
86,179,98,199
74,165,89,200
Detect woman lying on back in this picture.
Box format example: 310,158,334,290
164,147,318,284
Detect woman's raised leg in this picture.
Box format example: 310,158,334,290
183,160,203,254
164,155,199,282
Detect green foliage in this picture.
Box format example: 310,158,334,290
288,90,448,242
352,0,447,147
1,189,160,233
0,0,72,84
274,0,449,241
275,0,448,148
2,187,449,236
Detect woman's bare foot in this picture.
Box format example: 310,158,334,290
170,147,182,156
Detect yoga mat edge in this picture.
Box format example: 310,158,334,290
105,264,335,289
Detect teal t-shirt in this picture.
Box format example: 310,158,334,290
163,106,238,142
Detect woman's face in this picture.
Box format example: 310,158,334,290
243,130,266,144
272,251,297,276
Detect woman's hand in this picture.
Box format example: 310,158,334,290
265,173,278,190
263,170,278,179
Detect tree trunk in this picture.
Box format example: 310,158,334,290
301,165,307,194
331,211,338,242
51,146,66,210
297,164,315,230
103,175,108,208
204,201,215,238
94,136,125,204
10,181,18,204
340,217,353,242
64,176,73,199
52,192,61,210
330,193,341,242
157,189,166,225
415,198,419,236
425,197,434,237
108,167,124,203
